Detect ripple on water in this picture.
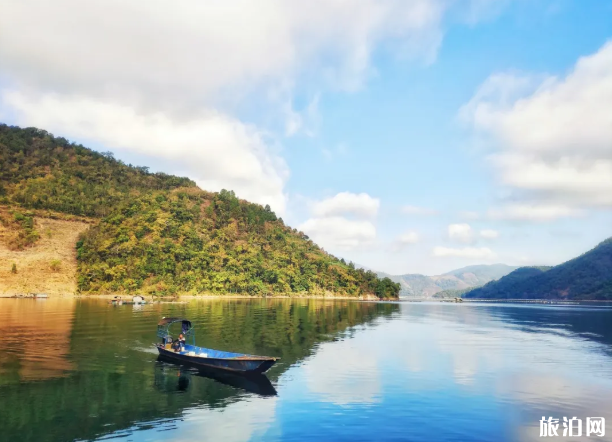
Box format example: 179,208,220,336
1,299,612,442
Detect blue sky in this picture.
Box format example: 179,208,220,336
0,0,610,274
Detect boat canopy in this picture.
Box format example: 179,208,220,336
157,317,195,344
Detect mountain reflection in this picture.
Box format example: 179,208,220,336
0,298,398,442
400,301,612,350
0,298,76,383
481,303,612,350
2,300,611,442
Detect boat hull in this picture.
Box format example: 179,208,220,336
156,346,278,374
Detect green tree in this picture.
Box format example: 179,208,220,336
1,124,400,300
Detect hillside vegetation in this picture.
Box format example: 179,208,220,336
431,287,481,299
0,124,194,217
1,124,399,298
0,208,40,250
77,189,398,297
464,239,612,300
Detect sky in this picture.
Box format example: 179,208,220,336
0,0,610,275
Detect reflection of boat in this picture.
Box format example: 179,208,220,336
156,317,279,374
155,359,277,396
153,364,192,393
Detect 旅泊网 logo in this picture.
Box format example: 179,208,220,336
539,417,605,438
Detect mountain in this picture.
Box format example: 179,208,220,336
432,287,482,299
464,239,612,300
381,264,518,298
0,124,399,298
0,125,195,217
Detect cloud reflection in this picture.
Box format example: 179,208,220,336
304,340,382,405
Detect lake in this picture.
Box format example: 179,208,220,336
1,298,611,442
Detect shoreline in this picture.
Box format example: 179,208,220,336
459,298,612,303
0,292,395,301
2,293,609,302
400,298,612,303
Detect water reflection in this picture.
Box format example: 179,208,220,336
304,340,381,405
2,299,611,442
155,359,278,397
237,302,612,442
483,303,612,351
0,297,76,383
0,298,398,442
389,303,612,441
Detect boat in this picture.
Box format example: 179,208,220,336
109,295,147,305
155,317,279,374
7,293,48,299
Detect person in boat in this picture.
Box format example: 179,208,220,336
178,333,186,350
171,336,181,352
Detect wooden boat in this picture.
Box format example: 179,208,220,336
109,295,147,305
155,317,279,374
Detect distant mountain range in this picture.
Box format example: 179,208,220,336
378,264,519,298
464,238,612,300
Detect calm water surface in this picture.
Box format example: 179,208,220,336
1,298,611,442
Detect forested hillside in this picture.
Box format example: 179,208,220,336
0,124,194,217
1,124,399,298
464,239,612,300
77,188,399,297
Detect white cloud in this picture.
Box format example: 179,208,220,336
298,216,376,250
0,0,448,105
458,210,480,220
0,0,513,218
2,91,289,213
458,0,515,25
433,246,496,259
402,205,439,216
312,192,380,218
391,230,420,251
322,142,349,162
300,191,380,250
0,0,461,216
479,229,499,239
448,223,474,243
398,231,420,244
487,204,584,222
284,94,320,137
461,40,612,213
490,153,612,207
